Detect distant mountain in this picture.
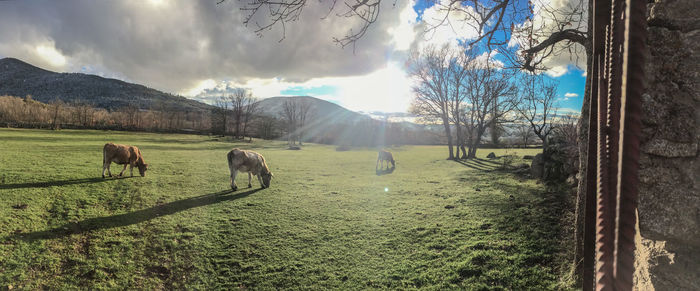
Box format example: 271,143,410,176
256,96,371,124
0,57,212,111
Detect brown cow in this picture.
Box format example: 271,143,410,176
102,143,148,178
376,150,396,170
227,148,273,190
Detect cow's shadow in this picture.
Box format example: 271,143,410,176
376,167,396,176
0,176,134,190
11,188,261,241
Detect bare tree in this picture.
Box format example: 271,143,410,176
50,99,63,130
242,96,261,140
229,88,248,138
213,96,229,135
462,59,518,159
553,113,578,147
514,123,535,147
297,98,314,145
409,44,456,160
515,74,558,152
448,48,477,159
282,98,299,145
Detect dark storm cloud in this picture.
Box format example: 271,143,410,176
0,0,410,94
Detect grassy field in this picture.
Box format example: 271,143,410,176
0,128,573,290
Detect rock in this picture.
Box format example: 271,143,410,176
444,205,455,209
641,139,697,157
523,155,535,160
530,153,544,179
486,152,496,159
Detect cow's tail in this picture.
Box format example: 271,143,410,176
227,150,235,170
102,143,109,165
391,157,396,168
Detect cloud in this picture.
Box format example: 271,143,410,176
415,0,480,50
0,0,414,96
564,92,578,98
510,0,588,76
192,62,414,113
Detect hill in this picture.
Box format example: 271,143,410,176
255,96,371,124
0,58,212,111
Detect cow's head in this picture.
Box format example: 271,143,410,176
261,171,273,188
138,163,149,177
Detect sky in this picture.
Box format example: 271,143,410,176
0,0,586,114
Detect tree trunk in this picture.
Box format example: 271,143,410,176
467,128,485,159
442,116,454,159
455,122,463,160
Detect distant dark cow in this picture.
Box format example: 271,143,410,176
227,148,273,190
102,143,148,178
376,150,396,170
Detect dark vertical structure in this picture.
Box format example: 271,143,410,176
582,0,646,290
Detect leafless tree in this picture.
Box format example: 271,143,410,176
514,123,535,147
282,98,299,145
242,97,261,140
214,96,229,135
222,0,382,50
448,48,477,159
408,44,456,159
50,99,63,130
515,74,558,152
553,113,578,147
229,88,249,138
461,59,518,159
297,98,314,145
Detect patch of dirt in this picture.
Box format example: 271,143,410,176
11,204,28,210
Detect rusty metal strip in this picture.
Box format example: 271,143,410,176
584,0,645,289
595,49,614,291
606,1,624,289
583,57,599,291
583,0,611,289
612,0,646,288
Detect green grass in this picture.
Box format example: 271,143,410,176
0,128,573,290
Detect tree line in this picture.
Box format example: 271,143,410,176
0,94,445,147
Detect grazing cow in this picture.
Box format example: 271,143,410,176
376,150,396,170
102,143,148,178
227,148,273,190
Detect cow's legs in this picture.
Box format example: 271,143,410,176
230,169,238,191
376,158,380,170
258,175,265,188
105,162,113,177
102,161,110,178
118,164,127,177
248,173,252,188
129,164,134,177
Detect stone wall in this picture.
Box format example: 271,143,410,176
634,0,700,289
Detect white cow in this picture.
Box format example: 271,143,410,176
227,148,273,190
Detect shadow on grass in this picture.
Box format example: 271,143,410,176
0,176,135,190
12,188,261,241
376,167,396,176
447,172,574,288
453,158,500,171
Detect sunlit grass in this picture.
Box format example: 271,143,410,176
0,128,572,289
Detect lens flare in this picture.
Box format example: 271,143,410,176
384,187,389,192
